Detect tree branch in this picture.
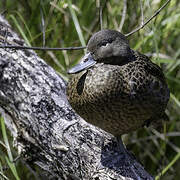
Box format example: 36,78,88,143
125,0,171,37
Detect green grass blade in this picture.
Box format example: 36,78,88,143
167,75,180,85
170,93,180,108
67,0,86,51
0,116,13,161
166,59,180,74
0,117,20,180
0,161,9,180
155,58,173,64
9,15,31,46
155,151,180,180
5,157,20,180
0,172,9,180
0,140,7,149
13,11,33,43
31,28,53,42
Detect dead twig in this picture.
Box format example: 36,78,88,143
125,0,171,37
0,45,86,51
118,0,127,32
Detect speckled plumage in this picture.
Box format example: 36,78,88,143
67,30,169,136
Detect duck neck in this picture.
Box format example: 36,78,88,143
98,50,136,66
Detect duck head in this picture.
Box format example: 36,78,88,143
68,29,134,74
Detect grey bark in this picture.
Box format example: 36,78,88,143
0,15,153,180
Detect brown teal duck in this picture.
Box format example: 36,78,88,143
66,29,169,136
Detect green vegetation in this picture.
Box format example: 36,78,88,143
0,0,179,179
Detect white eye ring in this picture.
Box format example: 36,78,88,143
102,42,110,47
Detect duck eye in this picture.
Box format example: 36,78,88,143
101,41,109,47
99,38,114,47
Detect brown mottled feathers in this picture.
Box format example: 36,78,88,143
67,30,169,136
67,51,169,135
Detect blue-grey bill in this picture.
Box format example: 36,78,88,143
67,53,96,74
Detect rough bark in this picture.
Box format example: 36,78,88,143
0,15,153,180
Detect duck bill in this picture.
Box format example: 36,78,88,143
67,53,96,74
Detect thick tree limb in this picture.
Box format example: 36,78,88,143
0,15,153,180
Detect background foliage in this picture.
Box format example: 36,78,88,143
0,0,179,179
